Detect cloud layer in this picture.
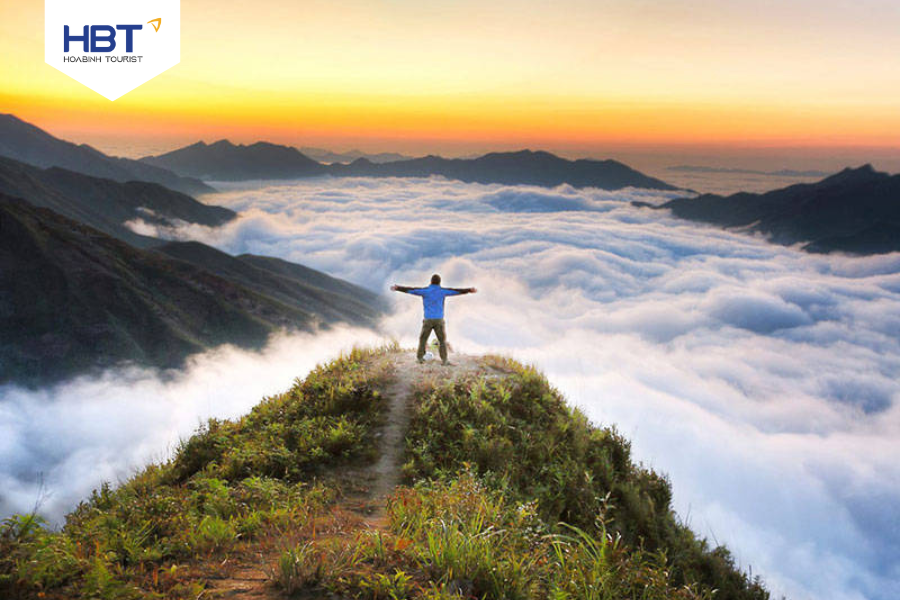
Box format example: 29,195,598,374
0,327,383,522
3,175,898,600
176,176,899,600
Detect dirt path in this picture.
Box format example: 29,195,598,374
206,350,485,598
374,351,485,495
344,350,484,522
365,352,416,503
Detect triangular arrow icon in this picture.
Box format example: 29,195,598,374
147,18,161,32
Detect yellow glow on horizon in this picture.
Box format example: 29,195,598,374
3,0,900,155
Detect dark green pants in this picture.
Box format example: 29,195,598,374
418,318,447,363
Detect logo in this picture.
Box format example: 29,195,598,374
45,0,180,101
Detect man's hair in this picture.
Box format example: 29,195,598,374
431,273,441,285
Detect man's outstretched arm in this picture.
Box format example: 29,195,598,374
447,287,477,294
391,285,421,293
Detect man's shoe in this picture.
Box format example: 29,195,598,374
442,361,453,367
417,359,425,364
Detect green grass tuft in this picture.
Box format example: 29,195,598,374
0,347,392,599
402,357,769,599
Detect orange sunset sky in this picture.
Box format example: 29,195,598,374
2,0,900,166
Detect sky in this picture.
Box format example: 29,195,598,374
3,177,899,600
3,0,900,163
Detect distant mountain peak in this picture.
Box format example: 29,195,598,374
0,114,214,196
820,163,885,186
838,164,875,176
142,136,325,180
479,149,554,160
248,141,303,153
0,113,40,129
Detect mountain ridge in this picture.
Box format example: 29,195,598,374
142,141,680,190
299,146,412,164
0,194,382,386
0,348,771,599
0,114,214,196
646,164,900,254
0,155,235,248
141,139,327,181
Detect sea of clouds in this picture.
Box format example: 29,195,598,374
0,328,384,521
3,175,899,600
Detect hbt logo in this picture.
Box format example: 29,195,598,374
45,0,180,101
63,24,146,53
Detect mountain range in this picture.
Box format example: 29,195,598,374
649,165,900,254
2,114,678,191
0,114,213,196
0,156,234,248
0,116,384,386
0,194,382,386
141,140,328,181
328,150,679,190
299,146,412,164
142,140,679,191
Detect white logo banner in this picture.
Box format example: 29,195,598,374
45,0,180,100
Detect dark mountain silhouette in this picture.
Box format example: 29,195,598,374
331,150,678,190
0,195,383,386
0,114,213,196
650,165,900,254
143,142,679,190
0,156,235,248
156,241,385,326
299,146,412,164
141,140,328,180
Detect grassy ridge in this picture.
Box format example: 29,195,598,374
1,349,771,599
401,356,769,599
0,347,393,599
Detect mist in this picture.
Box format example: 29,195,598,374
3,175,898,600
0,327,384,522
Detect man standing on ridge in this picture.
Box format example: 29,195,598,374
391,274,477,365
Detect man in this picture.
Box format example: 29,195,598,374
391,274,477,365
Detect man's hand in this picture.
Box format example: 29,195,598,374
391,284,399,292
469,287,478,293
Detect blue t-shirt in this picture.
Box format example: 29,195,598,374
408,284,462,319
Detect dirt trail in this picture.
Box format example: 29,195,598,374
373,352,485,497
343,351,484,521
207,350,485,598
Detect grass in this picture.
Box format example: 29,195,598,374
0,346,394,599
402,357,770,599
1,348,771,599
260,474,716,599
